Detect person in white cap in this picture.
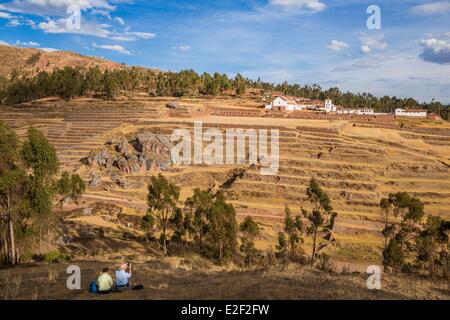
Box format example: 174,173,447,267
115,262,132,289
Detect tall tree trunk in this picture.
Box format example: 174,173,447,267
47,224,51,251
199,217,204,252
383,211,389,247
8,194,16,266
16,245,20,264
2,227,8,263
162,230,167,256
311,229,317,264
39,227,42,255
162,209,168,256
162,218,167,256
9,217,16,266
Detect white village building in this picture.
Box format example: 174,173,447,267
324,99,337,113
395,108,427,118
356,108,375,116
336,107,374,116
336,108,357,115
265,95,319,111
265,96,378,116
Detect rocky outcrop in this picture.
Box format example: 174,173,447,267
86,131,173,174
166,101,180,109
135,132,172,155
89,172,102,188
111,172,135,189
87,147,114,168
115,154,146,174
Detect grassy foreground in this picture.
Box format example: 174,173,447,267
1,257,449,300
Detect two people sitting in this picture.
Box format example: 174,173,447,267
96,263,132,294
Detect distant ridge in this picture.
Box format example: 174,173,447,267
0,44,125,78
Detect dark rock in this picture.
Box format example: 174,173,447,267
88,147,114,168
116,138,133,158
111,173,132,189
82,207,93,216
166,102,180,109
89,172,102,188
86,132,173,174
136,132,172,155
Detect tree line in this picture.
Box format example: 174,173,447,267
145,174,450,280
143,175,337,266
380,193,450,278
0,122,85,265
142,175,239,264
0,67,247,104
0,66,448,120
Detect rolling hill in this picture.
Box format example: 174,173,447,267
0,44,124,78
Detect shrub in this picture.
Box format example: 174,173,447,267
317,253,336,273
43,251,70,264
26,52,41,66
262,250,277,269
383,235,405,271
401,262,415,274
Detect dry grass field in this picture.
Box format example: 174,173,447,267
1,258,449,300
1,94,450,299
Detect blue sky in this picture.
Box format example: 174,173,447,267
0,0,450,103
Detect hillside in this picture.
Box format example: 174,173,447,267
0,48,449,300
1,95,449,266
0,45,124,78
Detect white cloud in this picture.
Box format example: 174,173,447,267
16,40,40,46
317,51,450,103
359,33,388,54
0,11,13,19
420,35,450,64
0,10,21,26
0,0,115,16
36,17,154,41
270,0,326,12
1,1,154,41
421,38,450,52
410,2,450,16
92,42,131,54
26,19,37,29
38,17,111,37
114,17,125,25
41,47,60,52
111,31,155,41
0,40,11,46
91,8,112,18
126,31,155,40
173,45,191,52
110,36,135,41
7,19,21,26
325,40,350,51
